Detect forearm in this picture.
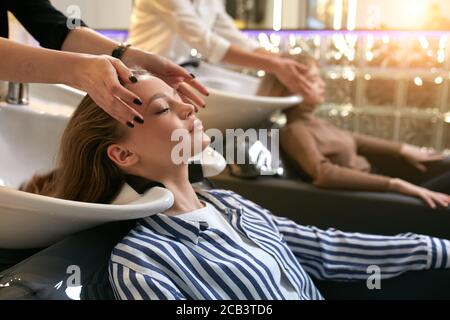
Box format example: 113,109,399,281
222,44,278,73
60,27,151,70
61,27,116,56
277,220,450,281
0,38,84,86
312,162,392,191
354,133,402,158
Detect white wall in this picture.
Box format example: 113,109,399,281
50,0,133,29
263,0,307,29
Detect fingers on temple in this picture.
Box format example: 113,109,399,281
106,78,145,115
185,78,210,96
178,83,205,108
109,57,136,85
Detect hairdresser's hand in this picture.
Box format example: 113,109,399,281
270,57,314,96
388,178,450,209
122,47,209,109
71,54,145,127
400,144,443,172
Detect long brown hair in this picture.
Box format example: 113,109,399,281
20,95,129,204
257,53,318,97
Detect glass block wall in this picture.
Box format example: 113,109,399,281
243,30,450,153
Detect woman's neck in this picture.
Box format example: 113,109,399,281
285,104,315,123
159,166,204,216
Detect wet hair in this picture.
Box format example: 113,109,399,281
15,63,161,205
20,93,129,204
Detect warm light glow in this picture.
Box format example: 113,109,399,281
289,34,296,47
414,77,424,86
445,113,450,123
434,76,444,85
419,36,429,49
257,70,266,77
273,0,282,31
366,35,374,49
329,72,338,80
347,0,357,31
333,0,343,30
391,0,428,29
365,51,374,62
438,49,446,64
439,36,448,49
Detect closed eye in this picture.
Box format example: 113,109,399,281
155,108,170,115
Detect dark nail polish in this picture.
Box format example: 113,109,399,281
129,75,138,83
126,121,135,128
133,98,143,106
134,116,144,124
190,73,196,79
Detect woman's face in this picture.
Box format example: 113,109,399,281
300,63,326,111
111,76,210,175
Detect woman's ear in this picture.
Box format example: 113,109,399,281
107,144,139,169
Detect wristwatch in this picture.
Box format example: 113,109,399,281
111,42,131,60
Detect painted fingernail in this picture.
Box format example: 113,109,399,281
133,98,143,106
129,75,138,83
126,121,135,128
134,116,144,124
190,73,196,79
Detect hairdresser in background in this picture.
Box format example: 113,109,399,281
0,0,208,128
129,0,313,96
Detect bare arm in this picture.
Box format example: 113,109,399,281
223,44,313,95
0,37,83,85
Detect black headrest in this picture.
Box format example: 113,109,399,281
0,221,135,300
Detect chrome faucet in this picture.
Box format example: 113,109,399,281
6,82,29,105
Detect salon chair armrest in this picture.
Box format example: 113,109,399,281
314,268,450,299
0,221,134,300
366,155,450,185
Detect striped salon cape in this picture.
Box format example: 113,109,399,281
109,189,450,300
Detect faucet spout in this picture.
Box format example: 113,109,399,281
6,82,29,105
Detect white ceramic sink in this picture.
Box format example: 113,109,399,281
0,84,82,188
193,63,302,131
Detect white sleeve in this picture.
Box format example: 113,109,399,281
144,0,231,63
211,0,260,52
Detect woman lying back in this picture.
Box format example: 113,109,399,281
258,54,450,209
21,72,450,300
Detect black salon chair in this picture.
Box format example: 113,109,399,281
1,155,449,300
0,220,134,300
1,218,450,300
210,153,450,239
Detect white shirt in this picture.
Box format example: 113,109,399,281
129,0,260,64
177,201,300,299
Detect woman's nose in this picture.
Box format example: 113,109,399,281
176,101,195,119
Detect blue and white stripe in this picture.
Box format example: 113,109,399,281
109,189,450,300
